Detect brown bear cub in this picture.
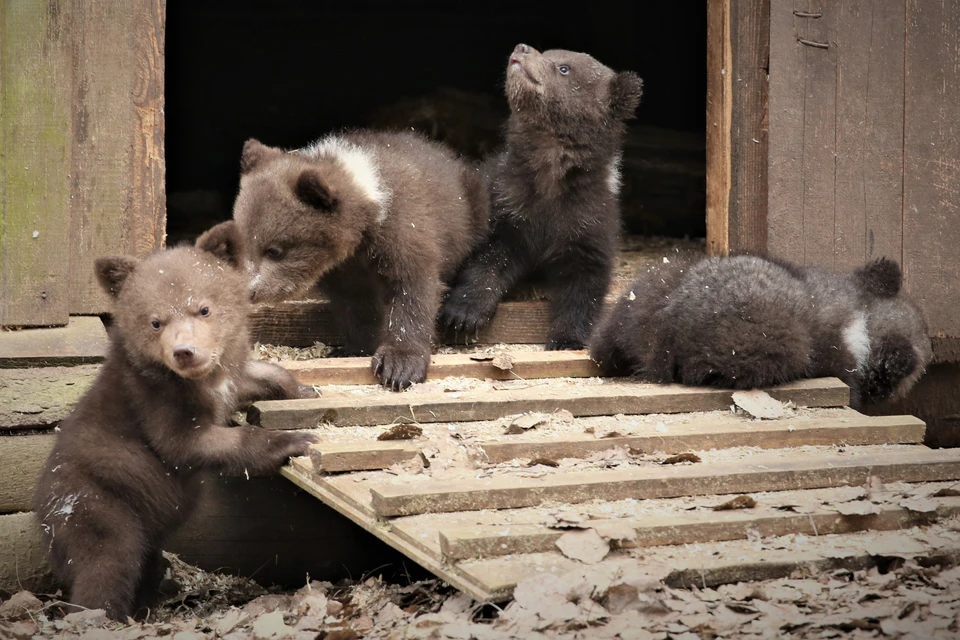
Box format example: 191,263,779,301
441,44,643,349
589,255,932,410
33,224,317,621
224,130,490,390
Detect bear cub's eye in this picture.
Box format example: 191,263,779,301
558,65,570,75
264,246,283,260
150,319,162,331
199,306,211,317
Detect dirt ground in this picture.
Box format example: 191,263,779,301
2,538,959,640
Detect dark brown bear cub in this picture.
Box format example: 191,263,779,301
33,225,317,621
224,130,489,390
590,255,932,410
441,44,643,349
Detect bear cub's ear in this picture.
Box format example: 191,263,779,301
95,256,139,299
196,220,244,268
609,72,643,121
240,138,283,175
854,257,902,298
295,169,338,212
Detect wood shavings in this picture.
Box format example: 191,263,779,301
899,497,940,513
732,389,787,419
555,529,610,564
712,495,757,511
378,424,424,441
661,452,702,465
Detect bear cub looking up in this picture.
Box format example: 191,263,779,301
442,44,643,350
589,255,932,409
224,129,490,390
34,224,317,621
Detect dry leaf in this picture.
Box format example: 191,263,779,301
527,457,559,468
378,424,423,441
492,354,514,370
600,431,623,439
662,452,702,465
555,529,610,564
932,487,960,497
832,500,882,516
713,495,757,511
590,520,637,542
732,389,786,419
899,497,939,513
505,413,548,434
552,409,575,423
468,355,495,362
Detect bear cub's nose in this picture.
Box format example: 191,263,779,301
173,345,197,366
514,43,530,55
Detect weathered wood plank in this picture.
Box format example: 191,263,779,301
250,377,849,430
0,435,54,513
706,0,769,257
285,350,600,386
0,0,74,327
0,512,52,593
0,317,108,367
368,446,960,516
309,441,422,474
476,413,925,464
439,498,960,560
903,0,960,338
0,365,98,430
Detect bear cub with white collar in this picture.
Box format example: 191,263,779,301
223,130,490,390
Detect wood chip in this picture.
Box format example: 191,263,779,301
492,354,515,371
378,424,423,441
833,500,883,516
932,487,960,497
712,495,757,511
555,529,610,564
732,389,787,419
662,452,702,465
505,413,548,434
899,497,939,513
590,521,638,542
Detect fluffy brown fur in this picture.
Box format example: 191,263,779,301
33,225,317,621
442,44,643,349
224,129,489,390
590,255,932,410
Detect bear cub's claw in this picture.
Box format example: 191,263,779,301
372,346,429,391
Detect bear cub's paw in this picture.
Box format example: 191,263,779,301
440,294,496,338
372,345,430,391
271,431,320,465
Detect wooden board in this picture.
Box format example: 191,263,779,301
903,0,960,338
0,0,74,327
705,0,769,257
0,317,108,367
475,413,925,463
0,365,98,430
367,446,960,517
438,498,960,560
68,0,167,314
250,377,849,430
0,512,52,594
285,350,600,386
0,435,54,513
310,441,422,473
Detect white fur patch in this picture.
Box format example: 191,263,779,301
298,135,392,222
842,312,871,372
606,153,623,196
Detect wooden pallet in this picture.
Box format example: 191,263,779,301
276,353,960,602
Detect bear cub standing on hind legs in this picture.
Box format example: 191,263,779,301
222,130,490,390
441,44,643,349
34,224,318,621
589,255,932,410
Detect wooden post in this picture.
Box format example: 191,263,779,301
706,0,770,256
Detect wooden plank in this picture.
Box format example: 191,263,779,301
0,512,52,593
0,365,98,430
459,529,960,600
67,0,166,314
767,1,809,262
285,350,600,386
0,317,108,367
903,0,960,338
706,0,769,257
281,465,496,602
309,441,422,473
368,446,960,516
250,377,849,430
476,413,926,464
0,0,74,327
0,435,54,513
439,498,960,560
833,0,905,269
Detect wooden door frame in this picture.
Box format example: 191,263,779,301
705,0,770,257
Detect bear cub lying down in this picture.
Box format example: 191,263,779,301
590,255,932,410
34,224,317,620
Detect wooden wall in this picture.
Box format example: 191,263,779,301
767,0,960,338
0,0,165,328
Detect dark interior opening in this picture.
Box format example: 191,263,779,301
164,0,707,245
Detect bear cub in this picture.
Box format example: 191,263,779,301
589,255,932,409
34,224,317,621
442,44,643,349
223,129,490,390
